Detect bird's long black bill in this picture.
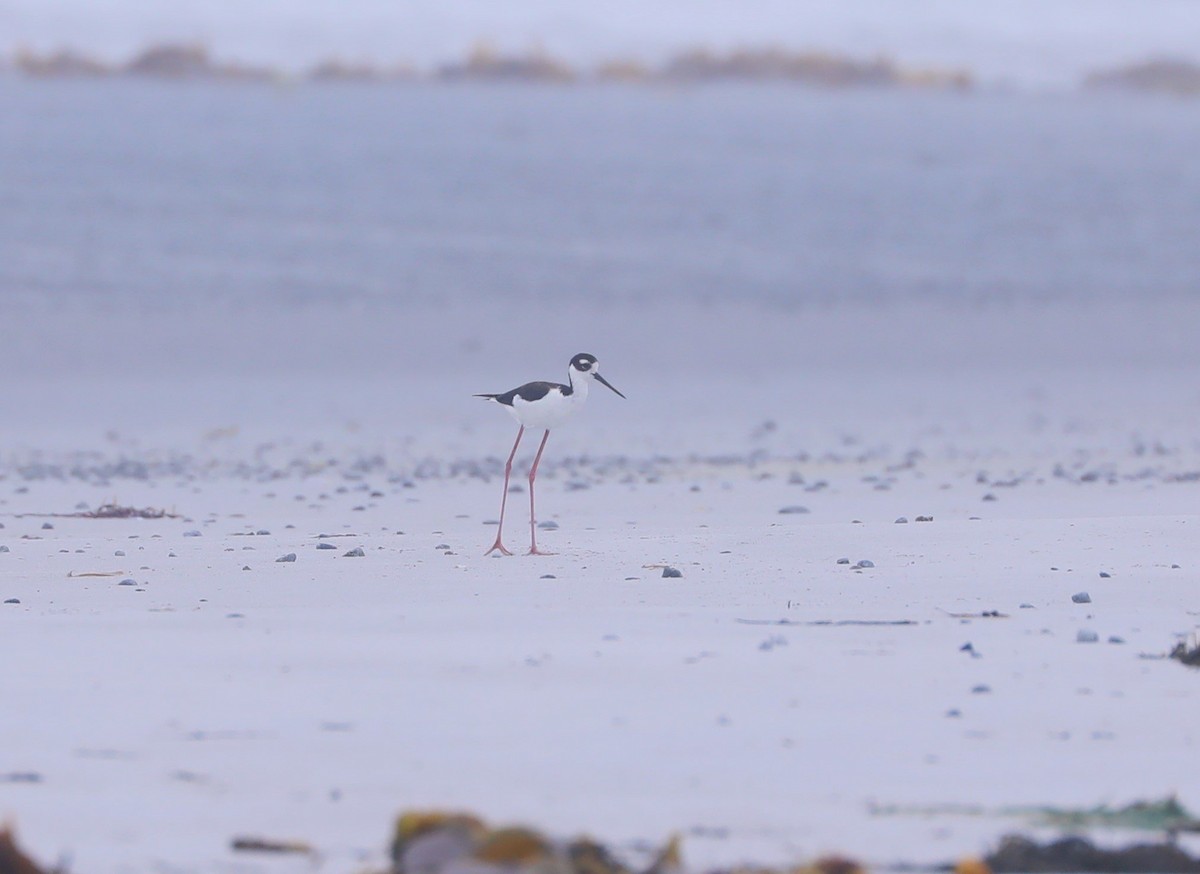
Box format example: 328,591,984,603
595,373,626,398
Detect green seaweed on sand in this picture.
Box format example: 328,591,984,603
1025,797,1200,834
871,796,1200,835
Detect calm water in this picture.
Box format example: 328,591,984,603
1,80,1198,311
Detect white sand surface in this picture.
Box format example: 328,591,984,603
2,296,1200,872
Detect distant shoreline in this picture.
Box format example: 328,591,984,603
4,43,1198,95
3,42,976,90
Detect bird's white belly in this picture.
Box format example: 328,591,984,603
508,391,581,431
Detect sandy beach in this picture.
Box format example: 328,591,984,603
3,290,1199,873
3,73,1200,873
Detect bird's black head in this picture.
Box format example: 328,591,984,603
569,352,625,398
570,353,598,373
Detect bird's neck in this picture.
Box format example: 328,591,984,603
568,370,590,400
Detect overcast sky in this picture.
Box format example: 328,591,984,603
4,0,1198,86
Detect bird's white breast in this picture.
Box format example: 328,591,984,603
508,388,583,431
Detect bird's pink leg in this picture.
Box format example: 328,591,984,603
485,425,524,556
527,429,553,555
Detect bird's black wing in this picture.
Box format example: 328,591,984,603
474,381,565,406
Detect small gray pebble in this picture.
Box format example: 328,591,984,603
982,493,997,502
778,505,809,515
0,546,9,553
276,553,297,563
343,547,365,557
945,709,961,718
256,529,270,536
1099,571,1111,578
1108,635,1125,644
1077,629,1099,643
856,559,875,569
316,543,336,550
435,543,451,550
916,515,934,522
662,567,683,578
226,613,244,619
242,565,251,571
114,550,125,557
836,557,850,565
537,521,559,530
118,579,137,587
971,684,991,694
895,517,908,524
540,574,556,579
42,522,53,530
4,598,19,604
1071,592,1092,604
1019,603,1035,609
183,530,201,537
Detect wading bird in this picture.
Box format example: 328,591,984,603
475,353,625,555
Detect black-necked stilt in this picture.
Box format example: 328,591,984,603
475,352,625,555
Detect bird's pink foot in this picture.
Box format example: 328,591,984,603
527,546,556,556
485,540,513,556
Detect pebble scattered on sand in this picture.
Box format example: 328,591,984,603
1099,571,1111,578
4,598,18,605
662,567,683,578
916,515,934,522
317,542,336,549
276,553,297,563
540,574,556,579
778,505,809,515
118,579,136,587
1071,592,1092,604
537,521,559,530
343,547,365,557
836,557,850,564
1077,629,1099,643
0,546,9,553
895,517,908,524
854,559,875,569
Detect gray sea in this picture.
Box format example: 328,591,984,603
3,80,1198,310
2,81,1198,459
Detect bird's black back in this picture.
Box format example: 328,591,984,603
474,380,570,406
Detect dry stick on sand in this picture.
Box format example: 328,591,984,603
14,503,179,520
